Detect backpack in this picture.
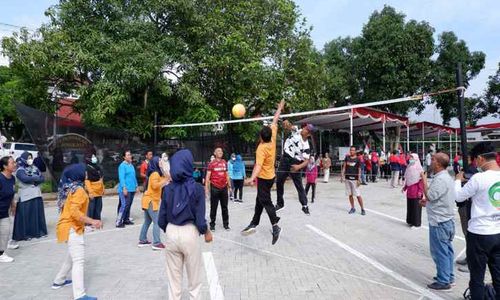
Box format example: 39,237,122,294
463,283,496,299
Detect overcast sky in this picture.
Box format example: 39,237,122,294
1,0,498,126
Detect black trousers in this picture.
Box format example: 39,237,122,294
305,183,316,201
210,186,229,227
276,155,307,207
371,164,378,182
466,231,500,300
406,198,422,227
87,196,103,220
233,179,244,200
251,178,280,226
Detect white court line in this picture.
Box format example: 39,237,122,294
307,224,445,300
216,236,420,296
364,208,466,242
203,252,225,300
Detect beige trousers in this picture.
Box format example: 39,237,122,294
165,223,203,300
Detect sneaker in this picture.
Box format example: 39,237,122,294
0,253,14,263
275,204,284,212
85,225,95,232
361,209,366,216
152,243,165,250
124,220,135,225
137,240,151,248
224,226,231,231
456,257,467,265
302,206,310,215
427,282,451,291
52,280,72,290
76,296,97,300
348,208,356,214
7,241,19,250
129,217,134,222
235,199,243,203
241,224,257,236
432,277,455,286
271,225,281,245
210,225,215,231
116,223,125,228
458,265,469,273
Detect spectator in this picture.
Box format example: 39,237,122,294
139,150,153,192
322,152,332,183
402,153,424,228
116,150,139,228
421,153,456,291
455,142,500,299
305,156,318,203
389,150,401,188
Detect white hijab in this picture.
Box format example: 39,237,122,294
405,153,423,186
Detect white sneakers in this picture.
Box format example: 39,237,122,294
8,241,19,249
0,253,14,263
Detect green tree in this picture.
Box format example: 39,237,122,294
430,31,485,124
475,62,500,119
2,0,327,140
323,6,435,114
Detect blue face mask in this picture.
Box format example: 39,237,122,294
409,159,415,165
477,167,483,173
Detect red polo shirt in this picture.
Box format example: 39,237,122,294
208,159,228,189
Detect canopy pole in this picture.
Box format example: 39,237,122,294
382,117,386,153
319,130,323,156
349,109,353,146
449,132,452,157
421,125,425,159
437,130,441,150
455,130,458,155
406,123,410,153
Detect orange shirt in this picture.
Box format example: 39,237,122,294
85,179,105,197
255,124,277,180
141,172,163,211
56,187,89,243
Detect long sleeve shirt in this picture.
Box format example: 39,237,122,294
56,187,89,242
426,170,456,226
158,183,207,235
455,170,500,235
15,168,44,202
118,161,138,193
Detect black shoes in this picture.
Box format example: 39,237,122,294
241,224,257,236
275,204,284,212
272,225,281,245
124,220,134,225
302,206,310,215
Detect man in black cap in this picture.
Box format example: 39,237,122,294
275,121,314,215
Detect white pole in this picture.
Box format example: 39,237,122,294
449,133,452,157
382,118,386,153
349,109,353,146
406,124,410,153
421,125,425,159
437,130,441,149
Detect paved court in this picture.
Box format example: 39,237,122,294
0,177,482,300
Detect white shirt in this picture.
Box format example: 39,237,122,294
284,127,310,162
425,153,432,166
455,170,500,235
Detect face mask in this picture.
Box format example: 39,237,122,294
91,156,98,164
409,159,415,165
477,167,483,173
162,156,169,162
26,158,33,166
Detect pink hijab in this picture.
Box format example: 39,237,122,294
404,153,424,186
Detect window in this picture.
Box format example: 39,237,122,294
14,144,38,151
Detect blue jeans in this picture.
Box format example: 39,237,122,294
139,203,161,245
116,191,135,226
429,219,455,284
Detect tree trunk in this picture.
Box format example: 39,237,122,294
143,86,149,109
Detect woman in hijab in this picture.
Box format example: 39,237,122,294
13,151,47,241
158,149,212,300
84,151,105,230
305,155,318,203
231,154,245,202
138,156,168,250
52,163,102,300
402,153,424,228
